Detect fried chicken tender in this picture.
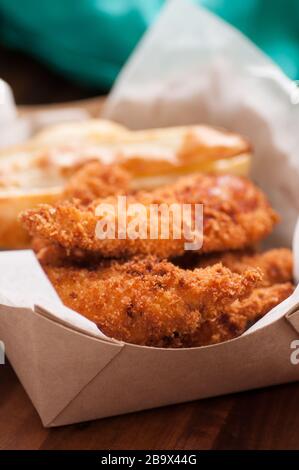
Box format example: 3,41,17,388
186,283,294,346
62,161,131,204
195,248,293,287
31,237,96,266
31,161,130,263
183,248,294,345
21,174,278,259
45,257,262,347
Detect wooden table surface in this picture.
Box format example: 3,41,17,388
1,361,299,450
0,45,299,451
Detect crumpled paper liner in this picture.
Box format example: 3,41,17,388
103,0,299,248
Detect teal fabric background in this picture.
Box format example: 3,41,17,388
0,0,297,90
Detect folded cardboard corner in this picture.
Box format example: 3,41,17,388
285,309,299,334
1,296,299,427
0,305,123,426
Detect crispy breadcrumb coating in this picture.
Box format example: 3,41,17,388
186,283,294,346
26,168,291,348
21,174,278,259
183,248,294,345
31,237,93,266
63,161,131,204
195,248,293,287
31,161,131,264
45,257,261,347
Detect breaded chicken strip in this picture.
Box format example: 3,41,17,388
184,248,294,346
31,161,130,263
45,257,261,347
31,237,92,266
63,161,130,204
21,174,278,259
195,248,293,287
186,283,294,346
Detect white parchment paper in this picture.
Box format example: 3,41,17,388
0,250,111,341
103,0,299,249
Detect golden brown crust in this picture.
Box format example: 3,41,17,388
186,282,294,347
195,248,293,287
21,174,278,259
183,248,294,346
62,161,131,204
32,237,105,266
45,257,261,347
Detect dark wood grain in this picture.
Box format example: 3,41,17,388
0,44,299,451
1,361,299,450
